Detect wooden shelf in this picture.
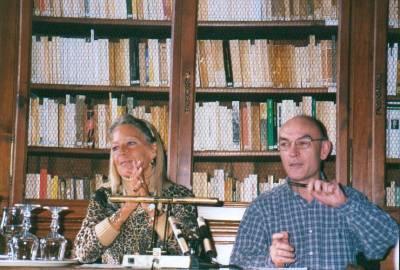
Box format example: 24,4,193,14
31,16,337,39
197,87,335,94
28,146,110,157
194,150,336,162
195,150,279,157
386,158,400,164
196,87,336,101
198,20,332,27
32,16,171,38
387,95,400,102
30,83,169,99
197,21,337,39
33,16,172,26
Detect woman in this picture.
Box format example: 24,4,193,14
74,114,197,264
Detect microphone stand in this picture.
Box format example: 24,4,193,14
112,196,221,268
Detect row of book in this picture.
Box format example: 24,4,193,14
31,35,171,87
28,94,169,149
198,0,337,24
33,0,172,20
386,181,400,207
196,37,337,89
25,170,107,200
194,98,336,154
387,101,400,158
389,0,400,28
24,170,400,205
31,34,337,90
193,170,286,202
33,0,337,24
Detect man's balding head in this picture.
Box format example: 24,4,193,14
280,115,328,140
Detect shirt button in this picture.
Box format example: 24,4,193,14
309,229,313,233
309,251,313,256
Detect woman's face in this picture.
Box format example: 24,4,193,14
111,124,157,179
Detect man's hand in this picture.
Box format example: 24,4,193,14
270,231,295,267
307,179,347,207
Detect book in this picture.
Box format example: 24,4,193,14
198,40,209,87
240,102,249,151
193,172,208,197
232,101,241,150
267,99,277,150
212,40,226,87
250,103,261,150
159,39,169,86
129,37,140,85
222,40,234,87
259,102,268,151
239,40,251,87
39,168,48,199
229,40,243,87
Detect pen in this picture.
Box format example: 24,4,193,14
288,181,308,188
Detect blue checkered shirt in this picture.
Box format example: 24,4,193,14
230,183,399,270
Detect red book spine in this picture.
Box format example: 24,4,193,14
39,168,48,199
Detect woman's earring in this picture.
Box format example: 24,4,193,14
150,158,156,168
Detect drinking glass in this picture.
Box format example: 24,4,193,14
0,206,22,259
13,204,41,260
41,206,68,261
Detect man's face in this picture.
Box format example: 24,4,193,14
278,118,330,183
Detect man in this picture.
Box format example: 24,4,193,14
230,115,399,269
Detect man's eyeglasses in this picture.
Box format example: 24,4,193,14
278,136,326,151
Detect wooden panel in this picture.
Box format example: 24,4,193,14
348,0,375,199
12,0,33,204
371,0,388,206
0,0,20,208
336,0,350,186
347,0,389,205
168,0,198,187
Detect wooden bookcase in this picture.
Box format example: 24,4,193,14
0,0,397,267
386,0,400,220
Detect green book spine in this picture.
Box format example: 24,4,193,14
126,0,133,18
312,97,316,118
267,99,276,150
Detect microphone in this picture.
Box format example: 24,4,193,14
168,216,190,255
197,217,216,261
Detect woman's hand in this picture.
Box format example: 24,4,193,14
124,160,150,197
124,160,156,220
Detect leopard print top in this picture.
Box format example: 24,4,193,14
74,183,197,264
